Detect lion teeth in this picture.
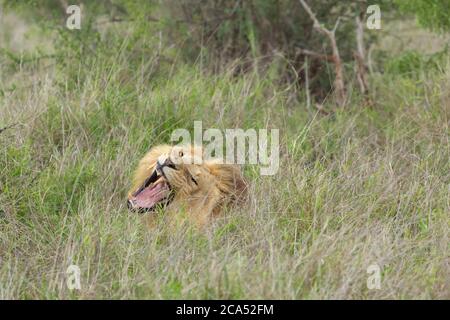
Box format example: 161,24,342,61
154,177,165,185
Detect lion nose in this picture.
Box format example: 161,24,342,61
157,157,176,171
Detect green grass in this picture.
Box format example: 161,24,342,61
0,12,449,299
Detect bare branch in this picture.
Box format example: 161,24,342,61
304,57,311,112
296,48,335,62
332,17,342,33
355,13,369,94
298,0,332,37
298,0,346,107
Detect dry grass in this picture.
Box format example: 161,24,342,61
0,10,449,300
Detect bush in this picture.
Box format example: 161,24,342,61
162,0,373,97
396,0,450,32
385,48,449,77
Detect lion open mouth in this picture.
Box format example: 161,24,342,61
128,169,172,212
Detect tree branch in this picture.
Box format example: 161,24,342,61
298,0,346,107
355,12,369,95
296,48,335,62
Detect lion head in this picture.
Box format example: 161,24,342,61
128,144,247,227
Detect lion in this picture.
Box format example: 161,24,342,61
127,144,247,227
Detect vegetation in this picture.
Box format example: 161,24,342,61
396,0,450,32
0,1,449,299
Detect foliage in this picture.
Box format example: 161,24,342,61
385,48,449,77
4,0,391,100
396,0,450,32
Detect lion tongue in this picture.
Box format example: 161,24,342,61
132,182,170,209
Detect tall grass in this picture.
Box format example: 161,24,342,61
0,12,449,299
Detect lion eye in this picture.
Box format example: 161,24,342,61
191,176,198,185
179,151,184,157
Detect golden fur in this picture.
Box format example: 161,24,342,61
128,144,247,227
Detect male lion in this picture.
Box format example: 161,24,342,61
128,144,247,227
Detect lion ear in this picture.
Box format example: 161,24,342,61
206,162,248,201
